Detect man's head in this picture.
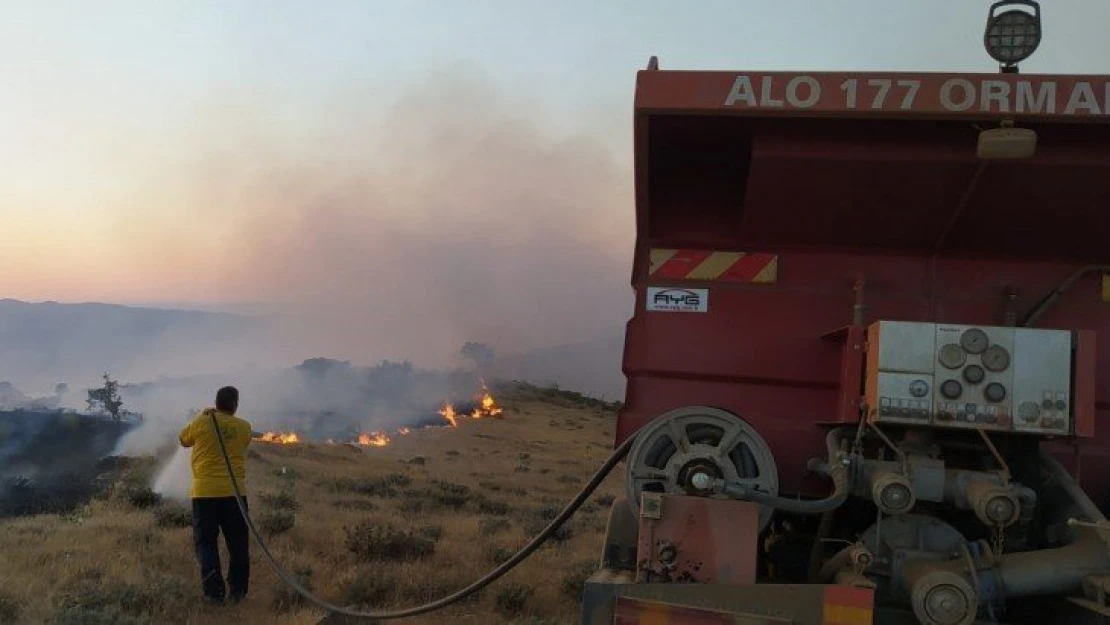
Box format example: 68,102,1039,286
215,386,239,414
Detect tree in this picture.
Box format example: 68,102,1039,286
86,373,124,421
295,358,352,379
460,342,495,371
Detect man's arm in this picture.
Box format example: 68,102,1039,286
179,417,196,448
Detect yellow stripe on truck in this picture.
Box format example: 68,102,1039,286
687,252,744,279
751,256,778,283
640,602,670,625
650,249,678,275
823,604,872,625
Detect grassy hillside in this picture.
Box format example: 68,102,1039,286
0,387,622,625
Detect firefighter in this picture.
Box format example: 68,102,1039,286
178,386,253,605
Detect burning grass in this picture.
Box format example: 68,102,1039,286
0,385,622,624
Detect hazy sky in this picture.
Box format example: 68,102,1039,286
3,1,1110,367
4,1,1110,304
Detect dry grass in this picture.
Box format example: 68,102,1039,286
0,391,621,624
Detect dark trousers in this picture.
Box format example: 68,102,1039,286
192,497,250,600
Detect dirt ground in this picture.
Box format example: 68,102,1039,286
0,387,623,625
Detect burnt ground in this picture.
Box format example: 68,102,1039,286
0,410,137,517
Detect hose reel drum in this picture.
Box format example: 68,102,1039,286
625,406,780,529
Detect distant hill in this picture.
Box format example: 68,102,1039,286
0,299,257,391
0,298,627,400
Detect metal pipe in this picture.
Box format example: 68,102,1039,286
807,510,836,582
995,525,1110,596
977,428,1010,485
1041,452,1106,522
712,429,851,515
1022,265,1110,327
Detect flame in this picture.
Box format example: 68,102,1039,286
479,389,503,417
398,427,412,436
439,403,458,427
257,431,300,444
357,431,391,447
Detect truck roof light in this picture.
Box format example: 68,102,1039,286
984,1,1042,68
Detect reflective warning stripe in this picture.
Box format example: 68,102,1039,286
823,586,873,625
650,249,778,283
614,597,791,624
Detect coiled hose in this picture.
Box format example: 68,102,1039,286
210,411,634,620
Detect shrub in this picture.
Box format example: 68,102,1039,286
416,524,444,541
0,591,21,625
561,561,596,598
478,481,502,492
593,493,616,508
537,505,559,521
475,496,510,516
398,499,426,514
384,473,412,487
50,575,187,625
406,456,426,466
485,544,515,564
272,466,299,478
153,504,191,528
331,499,377,512
342,569,397,607
522,513,573,544
271,566,312,613
445,450,459,458
257,510,295,535
126,487,162,509
260,490,298,511
431,481,472,508
495,583,534,617
325,477,400,498
478,518,512,536
556,474,582,485
345,521,435,562
400,577,481,605
51,605,146,625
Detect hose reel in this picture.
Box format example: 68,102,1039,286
625,406,780,529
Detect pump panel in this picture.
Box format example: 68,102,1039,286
865,321,1074,435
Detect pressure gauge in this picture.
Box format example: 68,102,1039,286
909,379,930,398
963,364,985,384
939,343,967,369
941,379,963,399
985,382,1007,403
983,345,1011,372
1017,401,1040,423
960,328,990,354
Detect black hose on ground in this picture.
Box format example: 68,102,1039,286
209,411,635,620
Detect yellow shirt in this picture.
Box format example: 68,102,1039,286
179,409,253,499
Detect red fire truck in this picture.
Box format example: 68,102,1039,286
585,4,1110,624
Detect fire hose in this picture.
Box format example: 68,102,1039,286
210,410,635,620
